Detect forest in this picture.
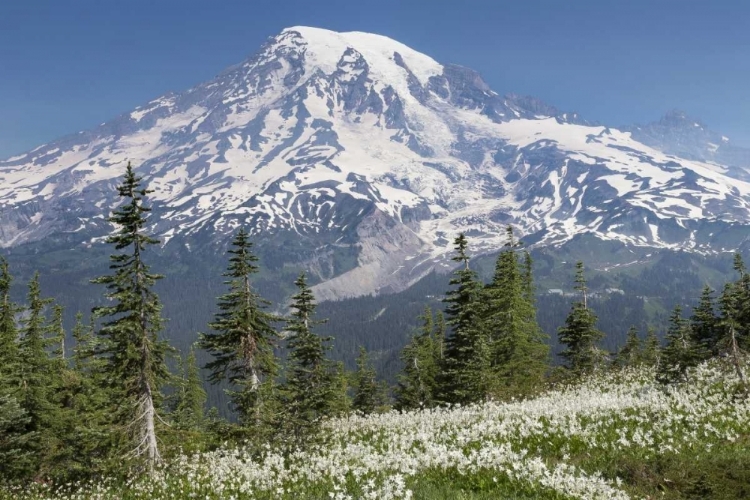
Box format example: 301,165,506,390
1,164,748,499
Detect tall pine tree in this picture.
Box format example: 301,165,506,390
352,347,382,414
91,163,171,471
658,306,699,383
690,285,718,360
439,234,487,404
16,273,58,478
558,262,606,376
395,307,442,410
199,227,281,428
283,272,335,438
173,347,207,432
615,326,642,368
0,258,18,380
482,227,548,398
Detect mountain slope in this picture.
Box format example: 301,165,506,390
2,26,750,300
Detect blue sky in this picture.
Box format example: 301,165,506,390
1,0,748,158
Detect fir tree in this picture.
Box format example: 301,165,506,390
690,286,718,360
558,262,606,376
199,227,280,427
658,306,699,383
0,393,31,480
91,163,171,471
328,361,352,417
352,347,380,414
483,227,549,398
173,347,207,431
615,326,642,368
16,273,57,477
283,272,335,437
395,307,441,410
717,280,749,392
0,257,18,390
439,234,486,404
67,313,114,477
641,327,661,368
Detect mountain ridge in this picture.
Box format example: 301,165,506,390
2,26,750,300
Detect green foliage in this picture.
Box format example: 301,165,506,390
0,258,18,383
439,233,487,404
198,227,281,427
394,306,443,410
91,163,172,470
283,272,338,438
0,394,31,480
557,262,606,376
658,305,701,383
172,347,207,431
690,285,718,360
615,326,642,368
482,228,549,398
640,328,661,368
352,347,384,413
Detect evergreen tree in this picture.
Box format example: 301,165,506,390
658,306,699,383
199,227,280,428
483,228,549,398
283,272,335,437
641,327,661,369
439,234,487,404
173,347,207,431
67,313,114,477
328,361,352,417
0,393,31,480
91,163,171,471
16,273,57,478
558,262,606,376
352,347,380,414
690,286,718,360
615,326,642,368
0,257,18,382
717,280,749,392
395,307,441,410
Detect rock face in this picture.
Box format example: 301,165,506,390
2,26,750,299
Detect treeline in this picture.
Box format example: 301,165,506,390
1,164,748,487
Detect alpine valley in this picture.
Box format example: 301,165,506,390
2,27,749,375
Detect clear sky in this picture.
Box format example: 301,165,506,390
1,0,748,158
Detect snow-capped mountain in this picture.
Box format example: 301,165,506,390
2,26,750,299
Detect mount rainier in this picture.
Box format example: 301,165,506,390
2,26,750,300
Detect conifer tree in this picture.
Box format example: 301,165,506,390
483,227,548,397
67,313,111,477
49,304,66,361
395,307,441,410
91,163,171,471
328,361,351,417
199,227,280,427
658,306,699,383
439,234,486,404
690,286,718,360
0,393,31,480
558,262,606,376
352,347,380,414
283,272,335,437
641,327,661,368
0,257,18,389
16,273,57,477
717,279,748,392
615,326,642,368
173,347,207,431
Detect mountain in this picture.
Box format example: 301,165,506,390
628,110,750,180
3,26,750,302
